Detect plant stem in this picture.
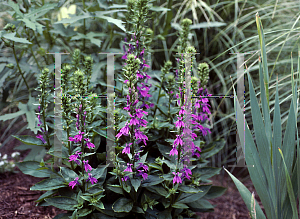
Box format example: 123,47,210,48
12,42,30,94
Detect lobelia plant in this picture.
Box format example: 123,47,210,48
224,14,300,219
12,1,227,218
15,49,109,219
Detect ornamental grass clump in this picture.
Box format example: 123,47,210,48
224,15,300,219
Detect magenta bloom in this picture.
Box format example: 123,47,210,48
137,169,148,180
122,143,132,154
181,166,192,180
122,176,130,181
36,134,46,144
170,146,178,156
83,160,92,172
86,173,98,185
116,122,130,139
69,177,81,189
174,135,183,147
135,108,148,118
124,163,133,172
179,106,186,116
175,117,185,129
69,131,85,143
84,138,95,149
68,151,82,165
172,172,182,185
137,163,148,172
129,117,139,126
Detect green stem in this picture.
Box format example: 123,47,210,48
12,42,30,93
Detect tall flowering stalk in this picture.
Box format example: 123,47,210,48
60,49,98,195
36,67,51,149
115,0,152,184
170,18,212,185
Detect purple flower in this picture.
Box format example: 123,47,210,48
116,122,130,139
170,146,178,156
181,166,192,180
122,143,132,154
137,169,148,180
122,176,130,181
175,117,185,129
83,160,92,172
68,151,82,165
174,135,183,147
69,177,81,189
129,116,139,126
137,163,148,172
134,129,148,145
124,163,133,172
36,134,46,144
179,106,186,116
84,138,95,149
86,173,98,185
172,172,182,184
69,131,85,143
135,108,148,118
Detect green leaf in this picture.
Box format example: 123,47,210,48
2,32,32,44
0,110,23,121
192,167,221,181
177,193,202,204
178,185,203,194
224,168,266,219
35,190,58,203
203,186,226,199
132,206,144,214
45,196,78,211
256,15,269,106
112,198,133,213
53,213,73,219
90,164,108,179
200,139,226,159
16,161,53,177
7,0,24,18
146,185,168,197
141,175,164,187
187,199,214,211
162,159,176,169
60,167,78,182
71,32,102,47
172,202,189,209
94,14,125,32
54,12,92,25
148,163,163,172
250,192,257,219
131,178,141,192
157,209,172,219
190,22,226,29
278,148,298,219
30,177,66,191
149,6,171,12
77,208,92,217
12,135,44,146
233,72,275,218
92,201,105,210
107,185,124,195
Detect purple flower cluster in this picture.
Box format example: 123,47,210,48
68,105,97,189
116,33,152,182
36,105,47,144
171,66,212,185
